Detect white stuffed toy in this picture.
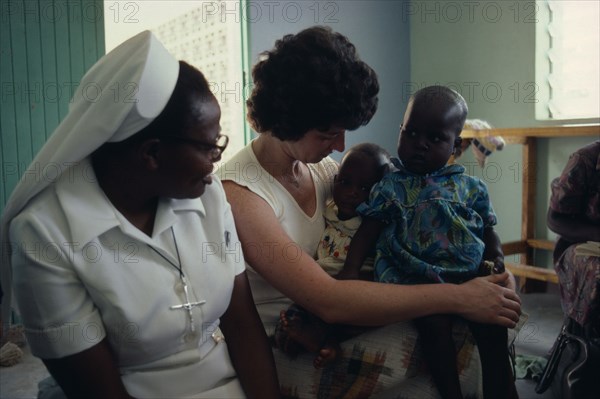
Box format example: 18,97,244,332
455,119,505,167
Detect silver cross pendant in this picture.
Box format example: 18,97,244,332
170,276,205,332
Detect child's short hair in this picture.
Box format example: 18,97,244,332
343,143,392,178
411,86,468,134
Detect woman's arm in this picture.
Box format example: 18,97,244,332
219,271,280,399
547,148,600,244
223,182,521,328
547,209,600,243
42,339,133,399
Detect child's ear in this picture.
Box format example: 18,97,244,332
453,137,463,153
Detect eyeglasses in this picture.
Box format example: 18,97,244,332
162,134,229,159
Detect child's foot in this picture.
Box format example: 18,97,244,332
314,345,340,368
281,309,326,353
281,308,342,368
273,310,302,357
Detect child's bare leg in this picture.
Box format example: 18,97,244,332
469,322,518,399
280,306,340,368
415,315,463,399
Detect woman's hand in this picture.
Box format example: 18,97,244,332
456,273,521,328
504,269,517,292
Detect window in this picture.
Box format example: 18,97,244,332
536,0,600,120
104,1,249,162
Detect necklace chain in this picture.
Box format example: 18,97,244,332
147,226,204,333
147,227,184,278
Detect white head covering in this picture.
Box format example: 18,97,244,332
0,31,179,324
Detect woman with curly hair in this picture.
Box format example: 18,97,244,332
219,26,521,398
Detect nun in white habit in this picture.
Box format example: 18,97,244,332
0,31,279,399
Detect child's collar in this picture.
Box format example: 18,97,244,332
391,157,465,177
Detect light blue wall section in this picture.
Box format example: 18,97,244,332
409,0,597,267
246,0,411,159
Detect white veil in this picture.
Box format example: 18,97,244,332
0,30,179,326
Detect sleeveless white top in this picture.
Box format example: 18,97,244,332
217,141,338,326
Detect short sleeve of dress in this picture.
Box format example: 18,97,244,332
215,177,246,276
549,152,586,216
10,210,107,359
357,174,399,222
469,178,497,228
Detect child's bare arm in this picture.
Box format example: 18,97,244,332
337,217,384,280
482,226,504,274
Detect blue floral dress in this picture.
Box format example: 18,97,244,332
357,160,497,285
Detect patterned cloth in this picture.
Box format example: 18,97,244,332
275,319,483,399
549,140,600,328
358,161,496,285
554,247,599,328
316,202,373,276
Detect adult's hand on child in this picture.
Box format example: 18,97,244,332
457,273,521,328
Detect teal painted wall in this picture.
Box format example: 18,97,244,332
409,0,597,267
0,0,105,212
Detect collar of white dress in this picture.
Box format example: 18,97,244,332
55,158,206,250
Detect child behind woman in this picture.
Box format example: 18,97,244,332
275,143,391,368
343,85,518,399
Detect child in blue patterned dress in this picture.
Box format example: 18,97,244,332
341,86,518,399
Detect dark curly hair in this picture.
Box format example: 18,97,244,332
247,26,379,141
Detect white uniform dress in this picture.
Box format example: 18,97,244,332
10,158,245,398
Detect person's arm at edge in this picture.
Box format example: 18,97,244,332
547,209,600,243
223,181,521,328
219,271,280,399
547,149,600,244
42,339,134,399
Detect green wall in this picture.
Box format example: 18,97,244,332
1,0,105,212
409,0,597,267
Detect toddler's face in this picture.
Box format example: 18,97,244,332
333,153,382,220
397,101,461,175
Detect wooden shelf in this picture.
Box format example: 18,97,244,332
462,124,599,143
463,124,600,291
505,262,559,284
526,239,556,251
